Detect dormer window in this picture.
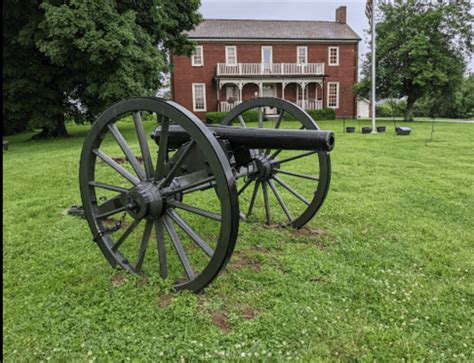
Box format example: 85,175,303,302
191,45,204,66
328,47,339,66
297,46,308,64
225,46,237,65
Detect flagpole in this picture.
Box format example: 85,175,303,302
371,0,377,133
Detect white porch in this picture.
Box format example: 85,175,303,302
217,79,324,112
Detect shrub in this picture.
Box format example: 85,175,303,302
206,110,263,124
308,108,336,120
205,112,227,124
284,108,336,121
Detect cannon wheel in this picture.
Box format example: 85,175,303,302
80,97,239,292
222,97,331,229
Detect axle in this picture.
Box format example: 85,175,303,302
153,125,335,152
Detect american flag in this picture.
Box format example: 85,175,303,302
365,0,373,25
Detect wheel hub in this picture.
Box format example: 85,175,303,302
123,181,164,220
253,154,275,182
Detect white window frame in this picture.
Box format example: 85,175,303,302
327,82,339,109
261,46,273,64
192,83,207,112
328,46,339,66
297,46,308,64
191,45,204,67
225,46,237,65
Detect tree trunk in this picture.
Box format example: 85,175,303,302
32,114,69,139
404,95,417,121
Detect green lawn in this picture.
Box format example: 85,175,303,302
3,119,473,361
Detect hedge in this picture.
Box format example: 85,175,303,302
206,110,261,124
206,108,336,124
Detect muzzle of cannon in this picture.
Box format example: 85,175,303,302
79,97,333,292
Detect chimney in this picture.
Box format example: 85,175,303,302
336,6,347,24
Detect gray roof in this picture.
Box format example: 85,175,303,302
187,19,361,41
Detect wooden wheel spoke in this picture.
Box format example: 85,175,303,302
272,175,310,206
175,176,215,195
96,195,127,220
268,179,293,222
269,149,283,160
135,219,153,271
238,115,246,128
276,169,319,181
155,219,168,279
133,112,154,179
88,181,129,194
238,179,253,196
162,216,195,281
167,209,214,257
93,149,140,185
262,181,271,224
264,110,286,155
155,117,170,182
247,180,260,217
272,150,317,165
161,141,195,187
258,107,264,154
108,123,146,180
168,200,222,221
112,219,140,251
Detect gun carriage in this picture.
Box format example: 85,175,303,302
80,97,334,292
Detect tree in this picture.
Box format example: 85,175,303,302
361,0,472,121
3,0,201,138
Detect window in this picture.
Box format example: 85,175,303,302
297,46,308,64
328,47,339,66
225,46,237,65
191,45,203,66
192,83,206,112
327,82,339,108
226,85,239,102
261,46,273,73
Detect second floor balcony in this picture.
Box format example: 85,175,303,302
217,62,325,77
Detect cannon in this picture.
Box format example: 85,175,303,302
79,97,334,292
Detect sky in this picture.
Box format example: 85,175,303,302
199,0,474,74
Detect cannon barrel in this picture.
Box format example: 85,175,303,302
153,125,335,152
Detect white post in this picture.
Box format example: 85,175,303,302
371,0,377,133
282,82,286,100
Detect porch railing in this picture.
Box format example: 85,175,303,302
220,100,322,112
296,100,323,110
217,63,325,76
220,101,242,112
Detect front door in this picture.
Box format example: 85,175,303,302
262,85,277,114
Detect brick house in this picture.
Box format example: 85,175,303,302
171,6,361,119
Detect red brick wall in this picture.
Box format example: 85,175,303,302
172,42,359,119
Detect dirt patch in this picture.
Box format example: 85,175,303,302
158,294,172,309
111,274,128,286
229,254,262,272
239,306,257,321
292,227,328,237
110,156,144,164
211,310,230,332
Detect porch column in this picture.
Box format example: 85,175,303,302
282,82,287,100
258,82,263,97
301,82,308,109
238,82,243,103
216,80,220,111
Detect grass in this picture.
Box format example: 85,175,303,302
3,118,474,361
